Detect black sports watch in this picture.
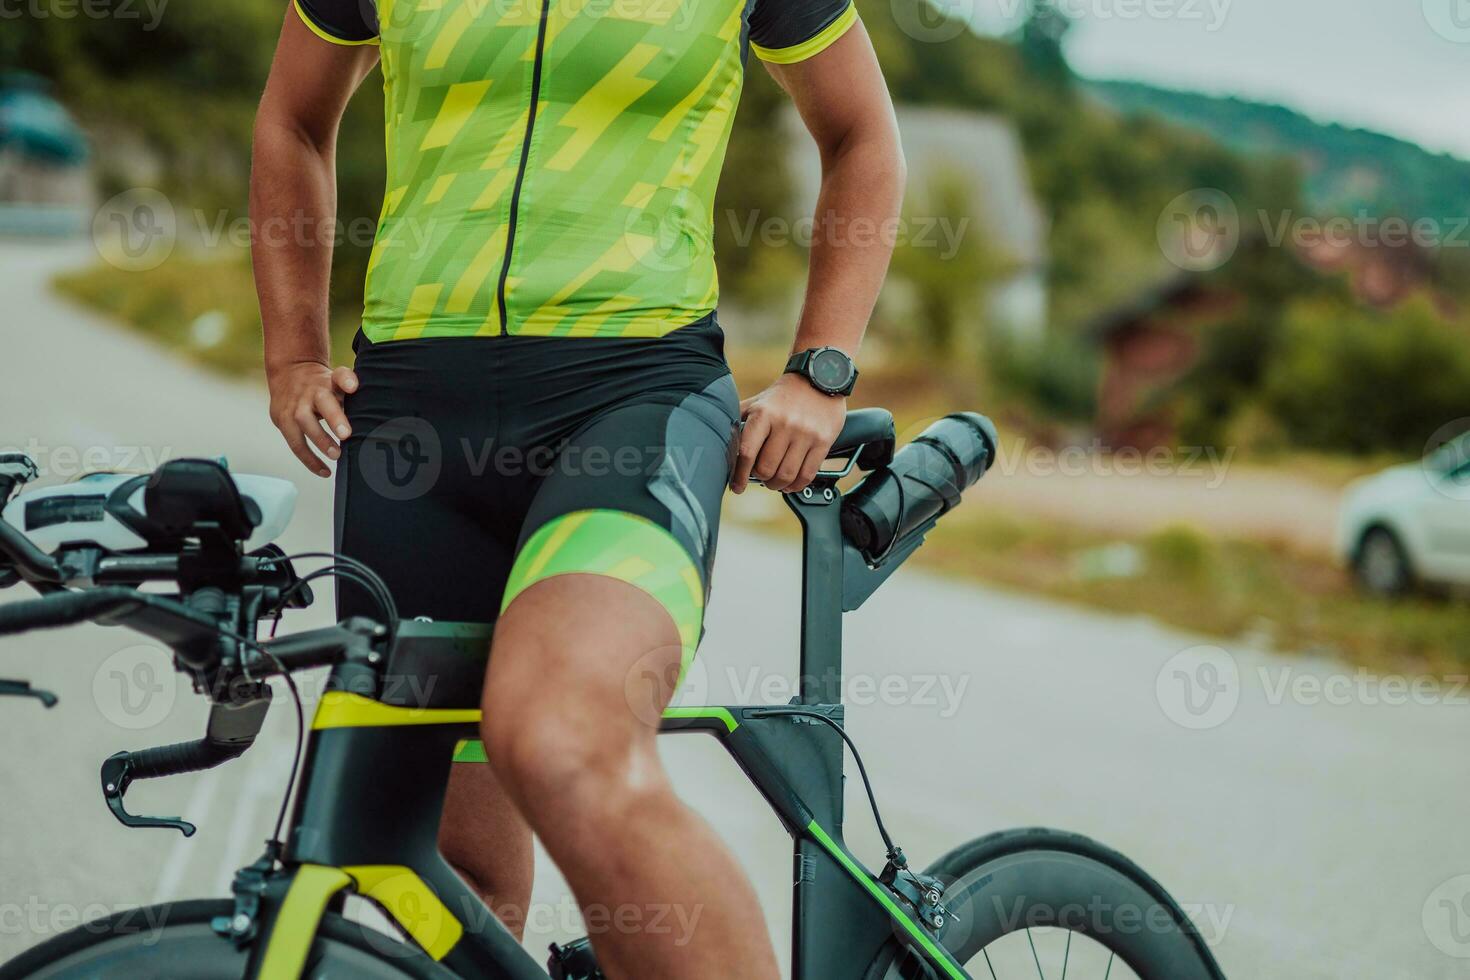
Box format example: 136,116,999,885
785,347,858,397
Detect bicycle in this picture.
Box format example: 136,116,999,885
0,410,1226,979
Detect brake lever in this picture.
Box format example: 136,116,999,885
0,679,58,708
101,752,197,837
97,692,270,837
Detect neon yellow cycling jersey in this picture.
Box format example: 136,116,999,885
295,0,859,341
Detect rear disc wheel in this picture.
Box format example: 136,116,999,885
866,828,1224,980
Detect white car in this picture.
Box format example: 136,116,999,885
1337,433,1470,596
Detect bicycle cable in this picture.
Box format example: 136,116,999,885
268,551,398,619
750,706,904,865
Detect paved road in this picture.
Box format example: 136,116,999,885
2,239,1468,978
971,449,1344,556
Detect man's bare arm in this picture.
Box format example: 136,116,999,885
251,9,377,477
732,22,906,494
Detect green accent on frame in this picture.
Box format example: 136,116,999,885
451,706,738,763
661,706,739,733
806,821,968,980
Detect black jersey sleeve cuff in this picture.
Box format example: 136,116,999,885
748,0,858,64
294,0,379,46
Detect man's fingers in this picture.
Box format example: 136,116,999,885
768,440,809,493
753,431,792,490
294,406,340,462
739,395,757,417
315,389,352,441
731,413,770,493
280,424,330,478
332,365,360,395
788,444,827,494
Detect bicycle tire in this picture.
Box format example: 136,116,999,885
0,899,454,979
865,827,1227,980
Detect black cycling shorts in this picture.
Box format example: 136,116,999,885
334,313,740,670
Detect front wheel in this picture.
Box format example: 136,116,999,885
1354,526,1414,597
0,900,450,979
866,828,1225,980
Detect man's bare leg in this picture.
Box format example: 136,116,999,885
481,574,780,980
439,763,535,939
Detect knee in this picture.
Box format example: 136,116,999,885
482,703,663,834
484,707,604,805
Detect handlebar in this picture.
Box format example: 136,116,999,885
0,588,152,635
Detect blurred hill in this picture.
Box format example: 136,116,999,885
19,0,1469,457
1086,79,1470,224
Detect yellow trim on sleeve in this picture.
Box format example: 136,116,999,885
750,3,859,65
293,0,379,46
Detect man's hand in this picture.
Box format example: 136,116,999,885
267,361,359,478
732,373,847,495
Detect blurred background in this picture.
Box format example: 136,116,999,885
5,0,1469,669
2,1,1470,977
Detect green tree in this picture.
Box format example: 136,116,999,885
1262,297,1470,454
888,172,1014,355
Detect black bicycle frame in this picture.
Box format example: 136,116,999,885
235,480,968,980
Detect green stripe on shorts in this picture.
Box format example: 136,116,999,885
501,510,705,680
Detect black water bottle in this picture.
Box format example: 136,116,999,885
840,413,997,564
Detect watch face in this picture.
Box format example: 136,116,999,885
809,348,853,392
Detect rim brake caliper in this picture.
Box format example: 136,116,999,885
880,848,956,933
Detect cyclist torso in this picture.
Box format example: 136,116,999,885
296,0,858,342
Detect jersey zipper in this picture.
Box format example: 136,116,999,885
496,0,552,335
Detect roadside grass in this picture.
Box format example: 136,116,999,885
52,263,1463,675
936,515,1470,677
52,255,358,375
737,504,1470,678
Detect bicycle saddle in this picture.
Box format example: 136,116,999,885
832,408,896,471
